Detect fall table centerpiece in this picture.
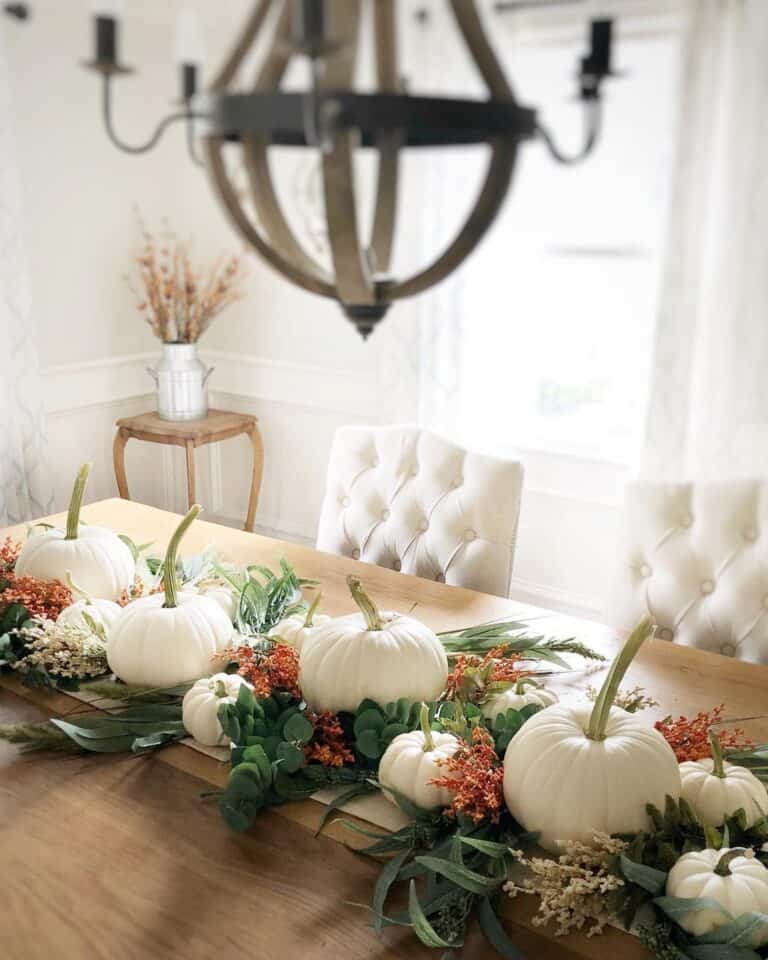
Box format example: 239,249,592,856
2,465,768,960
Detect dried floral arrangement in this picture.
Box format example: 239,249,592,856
2,488,768,960
127,214,245,344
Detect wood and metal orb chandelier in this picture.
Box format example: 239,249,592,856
83,1,617,338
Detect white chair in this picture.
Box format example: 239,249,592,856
607,478,768,663
316,425,524,597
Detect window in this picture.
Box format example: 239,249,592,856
404,4,685,467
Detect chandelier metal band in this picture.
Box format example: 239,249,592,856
200,0,531,337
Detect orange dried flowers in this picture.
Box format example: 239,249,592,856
655,704,755,762
0,574,72,620
430,726,505,824
305,711,355,768
0,537,21,572
444,645,529,703
226,642,301,699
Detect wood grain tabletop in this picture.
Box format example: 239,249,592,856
2,498,767,960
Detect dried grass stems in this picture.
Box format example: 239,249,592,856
505,834,628,937
127,213,245,344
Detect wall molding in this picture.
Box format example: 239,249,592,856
42,350,378,419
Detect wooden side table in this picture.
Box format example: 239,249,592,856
113,410,264,532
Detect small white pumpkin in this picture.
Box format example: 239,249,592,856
196,580,238,623
679,730,767,828
666,847,768,943
503,619,681,852
379,704,460,810
182,673,253,747
299,576,448,714
15,463,135,601
481,676,558,721
56,571,122,635
107,505,234,687
268,592,330,653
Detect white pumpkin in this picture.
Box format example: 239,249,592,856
667,847,768,943
57,598,121,634
268,592,330,653
107,505,234,686
481,676,558,721
503,619,681,852
299,576,448,714
15,463,135,601
56,570,122,635
679,730,767,828
379,705,460,810
197,580,238,623
182,673,253,747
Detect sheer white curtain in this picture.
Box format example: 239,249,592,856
640,0,768,481
0,25,52,524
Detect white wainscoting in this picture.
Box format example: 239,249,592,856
41,351,622,620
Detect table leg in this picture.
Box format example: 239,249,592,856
185,441,197,509
113,428,130,499
245,425,264,533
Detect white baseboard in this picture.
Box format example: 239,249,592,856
508,575,604,621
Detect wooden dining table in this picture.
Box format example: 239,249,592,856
2,499,767,960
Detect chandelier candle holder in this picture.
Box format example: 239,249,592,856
83,1,619,338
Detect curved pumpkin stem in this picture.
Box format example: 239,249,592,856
303,591,323,628
419,702,434,752
709,729,727,779
65,571,93,605
65,463,92,540
514,676,543,696
213,677,228,698
347,576,383,631
162,504,201,609
714,848,752,876
586,618,654,741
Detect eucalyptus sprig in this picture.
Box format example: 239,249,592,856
215,558,315,637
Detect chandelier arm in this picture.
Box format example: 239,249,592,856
370,0,401,274
450,0,516,103
537,99,603,165
203,137,336,299
101,75,198,155
211,0,273,92
383,137,517,302
320,0,376,307
243,1,333,284
185,115,205,168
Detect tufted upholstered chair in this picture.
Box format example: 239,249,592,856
316,425,524,597
607,478,768,663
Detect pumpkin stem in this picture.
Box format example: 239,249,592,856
213,678,228,698
162,504,201,609
709,729,727,779
419,702,435,752
347,576,383,631
714,848,751,877
65,570,93,605
586,618,654,741
65,463,92,540
303,591,322,629
514,676,543,696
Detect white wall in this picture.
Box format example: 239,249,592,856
4,0,638,620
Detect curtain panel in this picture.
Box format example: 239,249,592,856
0,24,52,524
640,0,768,481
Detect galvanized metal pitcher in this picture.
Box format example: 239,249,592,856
147,343,213,421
